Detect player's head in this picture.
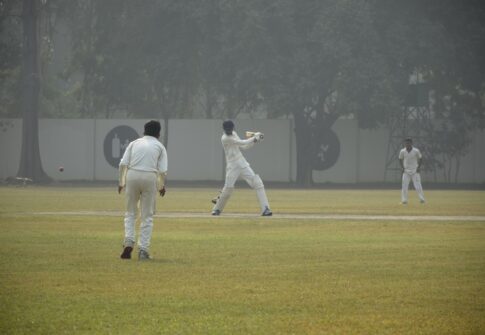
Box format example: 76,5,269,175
404,138,413,150
223,120,234,135
144,120,161,138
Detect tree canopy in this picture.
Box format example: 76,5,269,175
1,0,484,184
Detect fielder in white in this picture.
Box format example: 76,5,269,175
212,120,272,216
399,138,425,204
118,120,168,260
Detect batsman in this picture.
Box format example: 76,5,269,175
212,120,272,216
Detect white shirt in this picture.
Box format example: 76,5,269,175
120,136,167,174
222,131,255,168
399,147,422,174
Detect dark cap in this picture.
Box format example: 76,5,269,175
223,120,234,131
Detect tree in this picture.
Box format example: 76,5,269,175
30,0,484,186
426,1,485,182
0,0,22,118
374,0,485,182
17,0,50,182
259,0,398,186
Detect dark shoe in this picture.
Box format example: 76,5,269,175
211,209,221,216
120,246,133,259
261,207,273,216
138,249,152,261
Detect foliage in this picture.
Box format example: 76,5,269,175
256,0,403,184
377,0,485,182
1,0,484,183
0,0,22,118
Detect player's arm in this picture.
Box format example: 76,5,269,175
241,132,264,150
233,137,257,146
157,145,168,197
416,150,423,173
398,150,404,173
118,142,133,194
225,135,257,148
118,165,128,194
240,140,256,150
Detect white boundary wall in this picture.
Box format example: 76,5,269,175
1,119,484,183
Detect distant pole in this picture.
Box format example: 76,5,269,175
93,117,97,181
17,0,50,182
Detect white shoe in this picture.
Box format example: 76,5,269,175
138,249,152,261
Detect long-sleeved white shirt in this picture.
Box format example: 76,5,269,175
222,131,256,168
118,136,167,187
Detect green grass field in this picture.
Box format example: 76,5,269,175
1,186,484,334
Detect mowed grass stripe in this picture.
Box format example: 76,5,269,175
1,187,485,216
8,211,485,221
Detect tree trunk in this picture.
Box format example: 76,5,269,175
293,111,313,187
17,0,50,182
454,156,460,183
162,115,169,147
159,97,169,147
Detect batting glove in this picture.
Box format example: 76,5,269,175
254,132,264,142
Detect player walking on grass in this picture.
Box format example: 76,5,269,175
399,138,425,204
212,120,272,216
118,120,167,260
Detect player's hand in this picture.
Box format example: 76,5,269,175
159,186,166,197
118,186,123,194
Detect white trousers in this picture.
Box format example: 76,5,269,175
401,172,425,203
213,165,270,212
124,170,157,251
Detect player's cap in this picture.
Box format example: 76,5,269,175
222,120,234,131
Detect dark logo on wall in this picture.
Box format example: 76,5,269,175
313,129,340,171
104,126,139,168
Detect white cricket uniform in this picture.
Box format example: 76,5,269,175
399,147,425,203
212,131,270,213
119,136,167,252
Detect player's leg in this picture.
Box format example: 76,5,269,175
212,166,239,215
138,172,157,259
211,190,221,204
121,170,141,259
241,167,272,216
401,172,411,204
411,173,425,203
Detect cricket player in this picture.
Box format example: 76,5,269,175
399,138,425,204
118,120,167,260
212,120,272,216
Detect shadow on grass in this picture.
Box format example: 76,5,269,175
120,258,191,265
